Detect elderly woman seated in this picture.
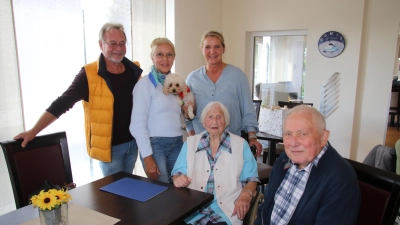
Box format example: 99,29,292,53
171,101,260,225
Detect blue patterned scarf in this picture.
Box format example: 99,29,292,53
149,65,167,87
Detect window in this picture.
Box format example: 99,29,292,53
0,0,165,215
251,30,307,106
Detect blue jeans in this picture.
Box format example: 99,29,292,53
142,136,183,183
99,139,138,177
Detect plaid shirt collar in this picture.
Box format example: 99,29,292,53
271,144,329,224
196,131,232,154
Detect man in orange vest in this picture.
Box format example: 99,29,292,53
14,22,142,176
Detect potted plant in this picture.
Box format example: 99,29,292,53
30,188,72,225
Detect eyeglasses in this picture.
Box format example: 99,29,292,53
155,52,175,59
102,41,127,48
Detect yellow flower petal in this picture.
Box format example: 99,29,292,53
31,189,72,210
64,191,72,202
36,191,58,210
51,189,66,204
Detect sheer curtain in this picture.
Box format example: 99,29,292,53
12,0,90,190
131,0,166,73
269,36,306,94
0,0,23,216
83,0,132,62
0,0,166,215
253,33,307,105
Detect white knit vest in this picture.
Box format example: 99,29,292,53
186,131,244,225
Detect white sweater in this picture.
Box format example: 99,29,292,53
129,75,183,158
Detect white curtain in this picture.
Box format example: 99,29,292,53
83,0,133,62
131,0,166,74
269,35,306,93
0,0,23,216
0,0,23,141
12,0,90,192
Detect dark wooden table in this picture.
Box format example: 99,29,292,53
0,172,214,225
256,132,284,166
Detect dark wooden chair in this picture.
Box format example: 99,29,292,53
255,155,273,193
261,142,285,164
345,158,400,225
278,101,313,108
249,100,273,193
254,100,285,164
246,140,272,193
389,107,400,131
1,131,73,208
253,100,262,120
250,143,273,192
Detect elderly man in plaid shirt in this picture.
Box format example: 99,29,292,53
255,105,360,225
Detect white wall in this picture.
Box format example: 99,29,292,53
395,36,400,76
172,0,400,161
354,0,400,161
223,0,365,159
169,0,222,77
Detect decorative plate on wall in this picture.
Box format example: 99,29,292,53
318,31,345,58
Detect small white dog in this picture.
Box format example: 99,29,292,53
163,73,195,128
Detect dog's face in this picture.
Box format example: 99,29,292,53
163,73,186,95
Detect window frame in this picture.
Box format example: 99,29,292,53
247,30,308,103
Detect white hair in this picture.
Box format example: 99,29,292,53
200,101,230,128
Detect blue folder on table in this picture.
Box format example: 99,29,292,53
100,177,168,202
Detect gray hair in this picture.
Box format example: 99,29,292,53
150,37,176,57
98,23,126,41
284,105,326,133
200,101,230,128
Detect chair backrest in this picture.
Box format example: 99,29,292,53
345,158,400,225
277,101,313,108
1,131,73,208
253,100,262,121
242,100,262,140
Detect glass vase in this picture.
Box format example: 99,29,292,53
38,203,69,225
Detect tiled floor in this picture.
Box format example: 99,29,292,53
0,143,145,216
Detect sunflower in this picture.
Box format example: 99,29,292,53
50,189,67,204
64,191,72,202
33,190,58,210
30,188,72,210
29,195,39,206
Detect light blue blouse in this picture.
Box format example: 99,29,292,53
185,64,259,135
